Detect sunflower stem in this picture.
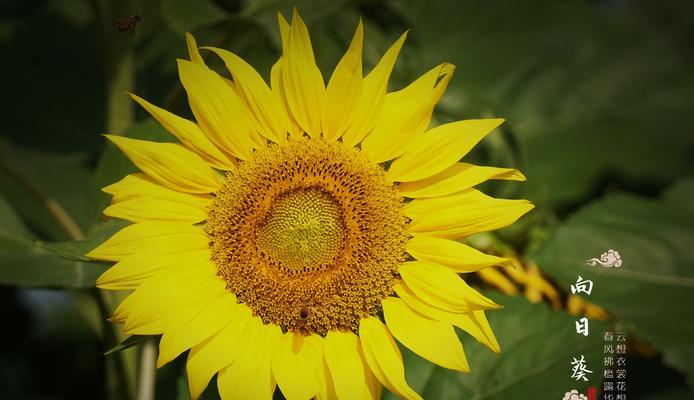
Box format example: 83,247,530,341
95,289,135,400
137,341,157,400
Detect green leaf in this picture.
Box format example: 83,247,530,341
385,294,607,400
40,220,128,262
0,247,108,288
0,196,109,288
663,179,694,214
104,335,158,356
162,0,228,34
0,195,35,248
176,373,192,400
531,179,694,387
0,140,98,241
0,213,123,288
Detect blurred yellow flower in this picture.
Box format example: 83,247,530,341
88,9,532,400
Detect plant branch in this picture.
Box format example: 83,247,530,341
137,341,157,400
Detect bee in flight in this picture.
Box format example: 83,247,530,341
113,15,141,33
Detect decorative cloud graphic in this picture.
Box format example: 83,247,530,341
562,389,588,400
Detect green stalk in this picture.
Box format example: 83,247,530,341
137,341,157,400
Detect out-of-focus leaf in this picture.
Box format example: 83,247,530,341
0,209,122,288
391,0,694,208
47,0,93,27
532,179,694,387
0,140,98,241
162,0,228,34
663,179,694,214
0,247,108,288
641,386,694,400
176,373,191,400
0,195,34,248
104,335,157,356
40,219,128,261
384,294,606,400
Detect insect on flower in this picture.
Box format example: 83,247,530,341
298,306,311,321
113,15,141,33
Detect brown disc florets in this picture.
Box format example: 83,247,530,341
206,138,408,335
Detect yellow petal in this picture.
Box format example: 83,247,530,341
526,262,563,309
185,32,204,64
203,46,290,143
316,360,338,400
520,262,543,303
406,235,515,272
281,9,325,137
87,221,208,262
105,135,220,194
271,58,303,139
273,333,323,400
364,359,382,400
104,197,207,224
309,335,337,400
121,269,224,335
567,295,586,316
129,94,235,170
157,293,236,367
388,119,505,182
405,188,534,239
342,32,407,147
358,317,421,400
322,20,363,141
272,14,302,139
177,59,257,160
471,310,501,353
382,297,469,372
96,248,211,290
399,260,500,313
103,173,211,209
477,267,520,296
324,331,374,400
186,306,255,399
393,282,499,353
217,319,281,400
398,162,525,198
368,360,383,400
361,63,455,163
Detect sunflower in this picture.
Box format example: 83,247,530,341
88,9,533,400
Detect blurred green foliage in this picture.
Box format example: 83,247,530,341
0,0,692,399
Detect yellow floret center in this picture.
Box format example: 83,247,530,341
256,187,346,275
206,138,408,335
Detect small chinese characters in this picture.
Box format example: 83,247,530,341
603,330,627,399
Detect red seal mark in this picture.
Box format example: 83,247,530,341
587,386,596,400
